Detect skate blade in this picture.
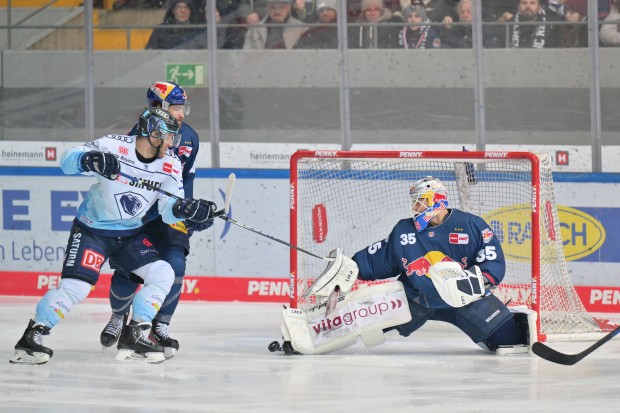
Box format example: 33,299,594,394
163,347,177,360
9,349,51,365
115,349,165,364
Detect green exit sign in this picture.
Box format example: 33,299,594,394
165,64,206,87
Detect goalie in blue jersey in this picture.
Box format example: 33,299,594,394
10,107,216,365
279,176,536,355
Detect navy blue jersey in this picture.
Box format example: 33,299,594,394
353,209,505,309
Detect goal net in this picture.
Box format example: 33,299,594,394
289,150,605,342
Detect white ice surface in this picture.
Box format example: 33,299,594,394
1,296,619,413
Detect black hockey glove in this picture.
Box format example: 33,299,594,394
172,199,216,223
185,218,215,233
80,150,120,180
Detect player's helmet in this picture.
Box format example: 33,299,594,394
138,107,182,148
409,176,449,231
146,81,190,115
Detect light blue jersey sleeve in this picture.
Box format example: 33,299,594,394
60,142,98,176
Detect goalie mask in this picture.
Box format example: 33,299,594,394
409,176,449,232
146,81,190,116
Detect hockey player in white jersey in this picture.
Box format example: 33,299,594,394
10,107,216,365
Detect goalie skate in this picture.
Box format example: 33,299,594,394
115,320,165,364
9,319,53,365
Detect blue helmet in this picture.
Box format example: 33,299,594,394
146,81,190,115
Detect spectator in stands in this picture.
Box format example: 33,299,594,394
347,1,403,21
546,0,566,20
508,0,560,48
184,5,246,49
399,0,456,23
348,0,403,49
441,0,504,48
556,0,588,47
389,4,442,48
239,0,271,24
296,0,339,49
291,0,319,22
485,0,519,22
600,0,620,46
243,0,308,49
145,0,203,49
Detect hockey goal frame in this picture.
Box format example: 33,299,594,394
289,150,607,343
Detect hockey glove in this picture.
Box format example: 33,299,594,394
80,150,120,180
185,218,215,232
172,199,216,223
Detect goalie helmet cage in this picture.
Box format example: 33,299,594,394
289,150,607,343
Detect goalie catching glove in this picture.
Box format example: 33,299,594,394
303,248,359,298
428,261,485,308
172,199,216,223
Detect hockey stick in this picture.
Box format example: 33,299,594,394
121,170,325,260
531,325,620,365
217,214,327,261
118,171,235,217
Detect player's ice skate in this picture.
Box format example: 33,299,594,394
100,313,128,348
116,320,165,364
9,319,53,365
149,319,179,359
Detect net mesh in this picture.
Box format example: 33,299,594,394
291,152,601,339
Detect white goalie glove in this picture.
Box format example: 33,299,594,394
303,248,359,298
428,261,485,308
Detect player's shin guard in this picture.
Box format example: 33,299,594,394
131,260,174,323
280,281,412,355
34,278,92,329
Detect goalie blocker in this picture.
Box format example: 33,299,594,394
281,281,412,355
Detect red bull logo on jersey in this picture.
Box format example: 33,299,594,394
402,252,460,277
178,146,193,157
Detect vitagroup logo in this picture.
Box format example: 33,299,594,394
483,204,606,262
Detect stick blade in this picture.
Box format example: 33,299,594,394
531,342,580,366
224,173,236,213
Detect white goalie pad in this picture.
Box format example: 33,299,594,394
281,281,412,355
303,248,359,298
428,262,485,308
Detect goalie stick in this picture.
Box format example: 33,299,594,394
531,325,620,365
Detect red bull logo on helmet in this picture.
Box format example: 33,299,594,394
402,252,461,277
151,81,175,99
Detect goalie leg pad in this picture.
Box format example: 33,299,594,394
493,307,538,355
282,281,412,355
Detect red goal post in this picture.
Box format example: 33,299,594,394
289,150,607,342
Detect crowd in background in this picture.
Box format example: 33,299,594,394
108,0,620,49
